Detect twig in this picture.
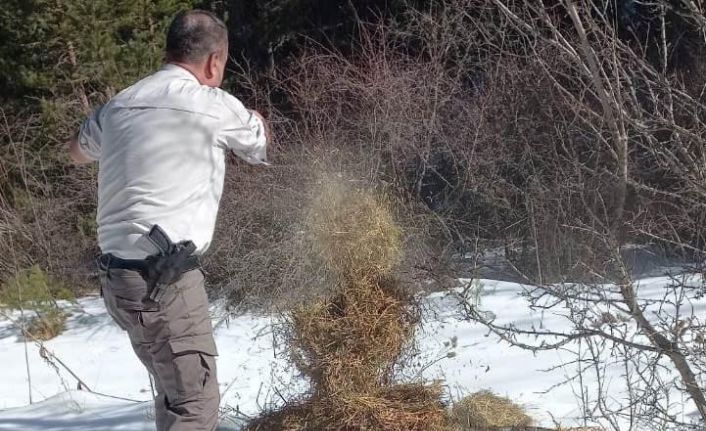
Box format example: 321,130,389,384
20,307,32,404
0,309,93,393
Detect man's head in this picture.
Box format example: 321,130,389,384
166,10,228,87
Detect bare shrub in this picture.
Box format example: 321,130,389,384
205,116,452,309
434,0,706,428
0,108,99,295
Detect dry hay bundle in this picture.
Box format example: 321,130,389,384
289,179,418,393
246,179,452,431
451,390,533,430
247,383,450,431
333,383,451,430
290,276,419,393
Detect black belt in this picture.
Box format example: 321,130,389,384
97,253,201,274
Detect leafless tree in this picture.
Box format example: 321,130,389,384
442,0,706,428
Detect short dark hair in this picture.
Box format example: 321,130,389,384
166,10,228,63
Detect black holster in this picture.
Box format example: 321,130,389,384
140,225,199,303
97,225,200,304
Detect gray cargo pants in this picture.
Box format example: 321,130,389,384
100,267,220,431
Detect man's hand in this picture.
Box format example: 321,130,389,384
67,132,95,164
249,110,271,143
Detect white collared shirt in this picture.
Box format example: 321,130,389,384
78,64,268,259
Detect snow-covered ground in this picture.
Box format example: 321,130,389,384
0,276,704,430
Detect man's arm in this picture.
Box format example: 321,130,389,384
218,92,269,165
68,105,104,163
249,109,271,143
66,132,96,164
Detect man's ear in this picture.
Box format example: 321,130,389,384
205,52,217,80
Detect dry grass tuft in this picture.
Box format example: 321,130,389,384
245,179,452,430
26,310,67,341
451,390,533,430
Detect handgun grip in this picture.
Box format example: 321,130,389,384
146,225,173,254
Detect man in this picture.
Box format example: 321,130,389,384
67,10,268,431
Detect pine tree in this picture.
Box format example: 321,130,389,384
0,0,199,195
0,0,197,105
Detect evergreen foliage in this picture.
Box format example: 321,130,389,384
0,0,198,101
0,265,74,340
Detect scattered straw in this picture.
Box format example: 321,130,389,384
245,178,453,431
306,178,401,279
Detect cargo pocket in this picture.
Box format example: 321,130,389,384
167,270,212,337
107,269,152,311
101,270,147,331
167,334,218,402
